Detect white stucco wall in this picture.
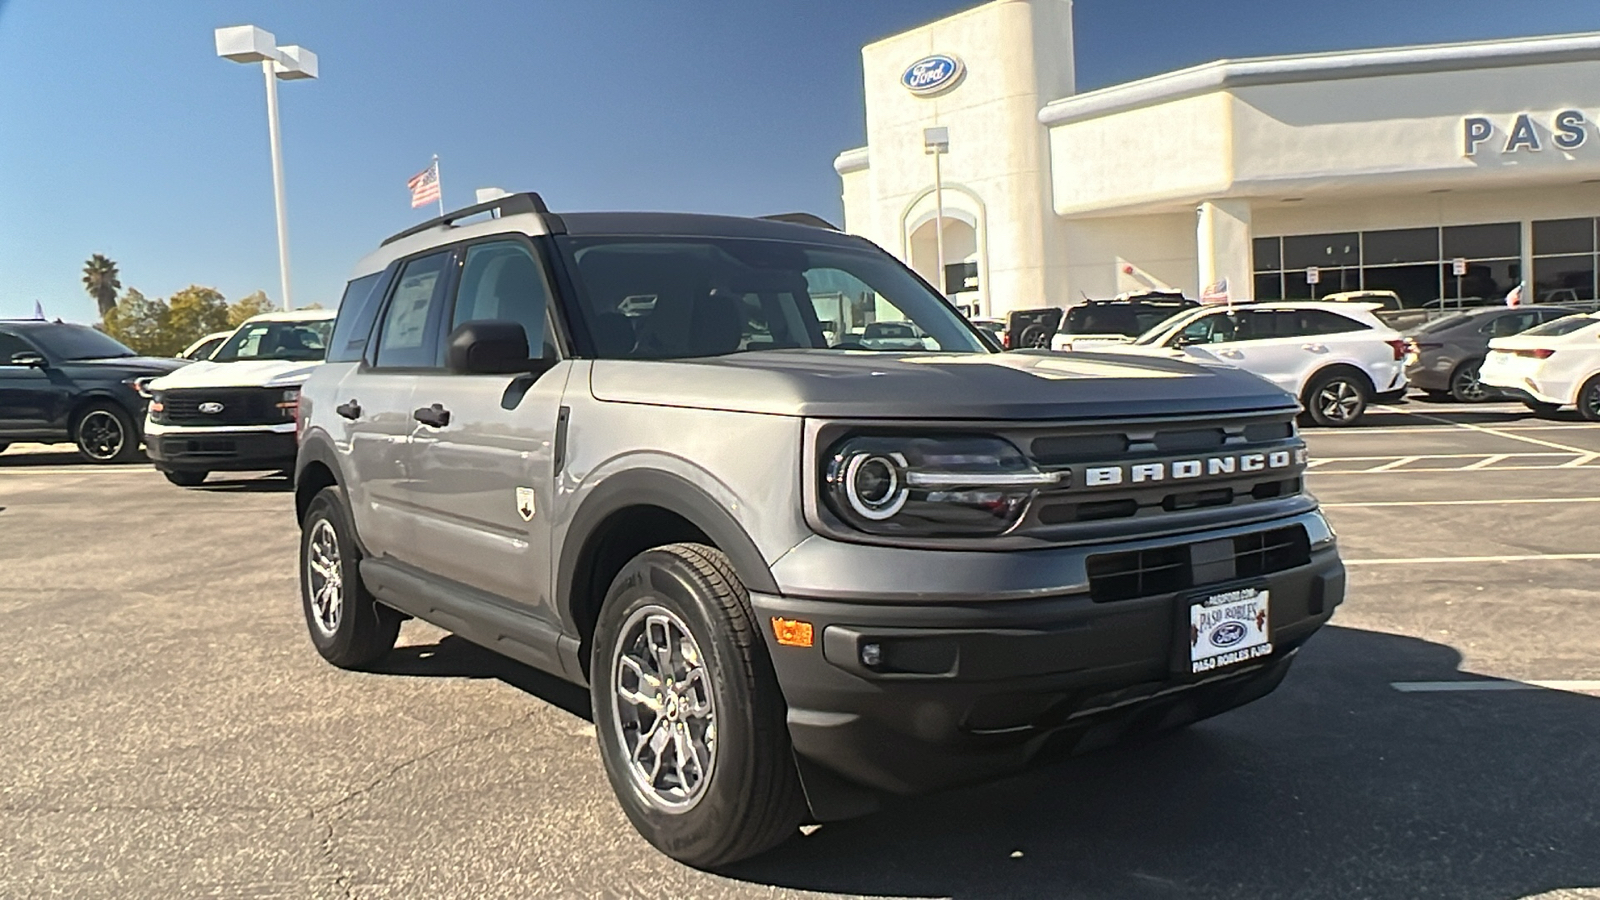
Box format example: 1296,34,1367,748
837,0,1074,316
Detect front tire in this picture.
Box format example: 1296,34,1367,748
1303,371,1371,427
161,469,209,487
299,486,401,669
1578,376,1600,422
74,402,139,463
591,543,806,868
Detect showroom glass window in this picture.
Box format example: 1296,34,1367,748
1253,223,1520,308
1532,218,1597,303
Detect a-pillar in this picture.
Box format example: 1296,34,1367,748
1197,199,1253,301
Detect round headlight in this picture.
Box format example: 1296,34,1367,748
843,452,908,519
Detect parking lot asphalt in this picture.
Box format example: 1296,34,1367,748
2,398,1598,899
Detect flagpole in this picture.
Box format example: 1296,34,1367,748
433,155,444,216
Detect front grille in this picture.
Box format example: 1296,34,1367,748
158,388,286,426
1006,410,1309,541
1086,525,1312,603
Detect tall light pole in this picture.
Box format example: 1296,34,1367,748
923,126,950,299
215,25,318,310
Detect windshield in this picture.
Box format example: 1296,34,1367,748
554,236,988,358
29,324,136,360
1132,308,1205,345
213,318,333,363
1519,314,1599,338
1064,304,1190,338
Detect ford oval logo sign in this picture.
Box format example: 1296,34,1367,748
1212,622,1249,648
198,402,224,414
901,54,964,96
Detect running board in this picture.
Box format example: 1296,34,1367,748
360,558,586,684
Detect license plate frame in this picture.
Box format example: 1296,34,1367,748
1176,585,1273,677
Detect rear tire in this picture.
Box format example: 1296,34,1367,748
73,402,139,463
1578,376,1600,422
1303,370,1371,427
299,486,401,669
161,469,209,487
590,543,806,868
1017,324,1050,349
1449,360,1490,403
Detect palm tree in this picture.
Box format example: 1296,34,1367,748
82,254,121,319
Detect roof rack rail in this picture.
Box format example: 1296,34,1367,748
380,191,561,247
758,212,839,231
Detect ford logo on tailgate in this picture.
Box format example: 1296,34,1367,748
198,402,224,414
901,54,964,96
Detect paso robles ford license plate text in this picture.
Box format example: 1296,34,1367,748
1191,587,1272,674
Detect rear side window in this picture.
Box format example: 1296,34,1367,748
1483,312,1540,337
374,252,452,368
326,271,388,363
1295,310,1368,336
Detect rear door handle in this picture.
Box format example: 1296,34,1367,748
336,400,362,420
413,403,451,428
1302,343,1329,353
1217,349,1243,359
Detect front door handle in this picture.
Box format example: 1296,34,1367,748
1217,349,1243,359
336,400,362,420
413,403,451,428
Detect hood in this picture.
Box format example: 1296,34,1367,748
65,356,189,375
588,349,1297,420
148,358,321,390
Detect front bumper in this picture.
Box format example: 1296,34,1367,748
144,421,297,472
752,514,1343,804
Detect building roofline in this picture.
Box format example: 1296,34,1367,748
833,146,870,175
1039,31,1600,128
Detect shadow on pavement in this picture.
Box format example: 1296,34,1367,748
713,625,1599,899
0,450,147,467
379,634,592,721
193,474,294,493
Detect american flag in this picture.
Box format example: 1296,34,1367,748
408,158,441,208
1200,278,1230,304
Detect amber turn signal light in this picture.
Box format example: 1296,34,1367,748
770,617,814,648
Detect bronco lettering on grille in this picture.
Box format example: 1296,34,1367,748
1080,447,1305,488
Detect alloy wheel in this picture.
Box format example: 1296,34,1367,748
77,410,125,461
305,519,343,636
611,606,717,812
1452,364,1488,402
1316,380,1363,423
1585,382,1600,420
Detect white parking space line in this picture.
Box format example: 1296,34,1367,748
1315,423,1599,435
1346,553,1600,565
1392,680,1600,695
1323,497,1600,508
0,467,152,476
1361,456,1419,472
1462,454,1509,470
1559,452,1600,468
1373,405,1596,455
1310,461,1600,475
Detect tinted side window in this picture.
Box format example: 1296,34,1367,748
374,252,451,368
327,271,389,364
1297,310,1367,335
1484,312,1539,337
0,331,33,362
450,241,551,356
1173,312,1237,345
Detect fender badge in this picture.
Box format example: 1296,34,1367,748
515,486,536,522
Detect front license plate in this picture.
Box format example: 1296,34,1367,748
1189,587,1272,675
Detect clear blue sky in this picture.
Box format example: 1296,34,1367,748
3,0,1597,322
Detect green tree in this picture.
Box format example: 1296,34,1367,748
82,254,122,319
168,286,231,343
101,288,174,355
227,291,275,327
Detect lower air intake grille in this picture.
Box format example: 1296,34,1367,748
1086,524,1312,603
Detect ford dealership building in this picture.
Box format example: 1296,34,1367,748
834,0,1600,317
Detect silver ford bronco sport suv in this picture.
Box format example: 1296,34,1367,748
294,193,1343,867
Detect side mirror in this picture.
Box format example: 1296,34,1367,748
446,320,532,375
10,351,46,368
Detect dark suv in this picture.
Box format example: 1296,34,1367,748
293,193,1344,867
0,320,187,462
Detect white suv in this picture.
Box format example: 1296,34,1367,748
144,308,336,486
1094,301,1408,426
